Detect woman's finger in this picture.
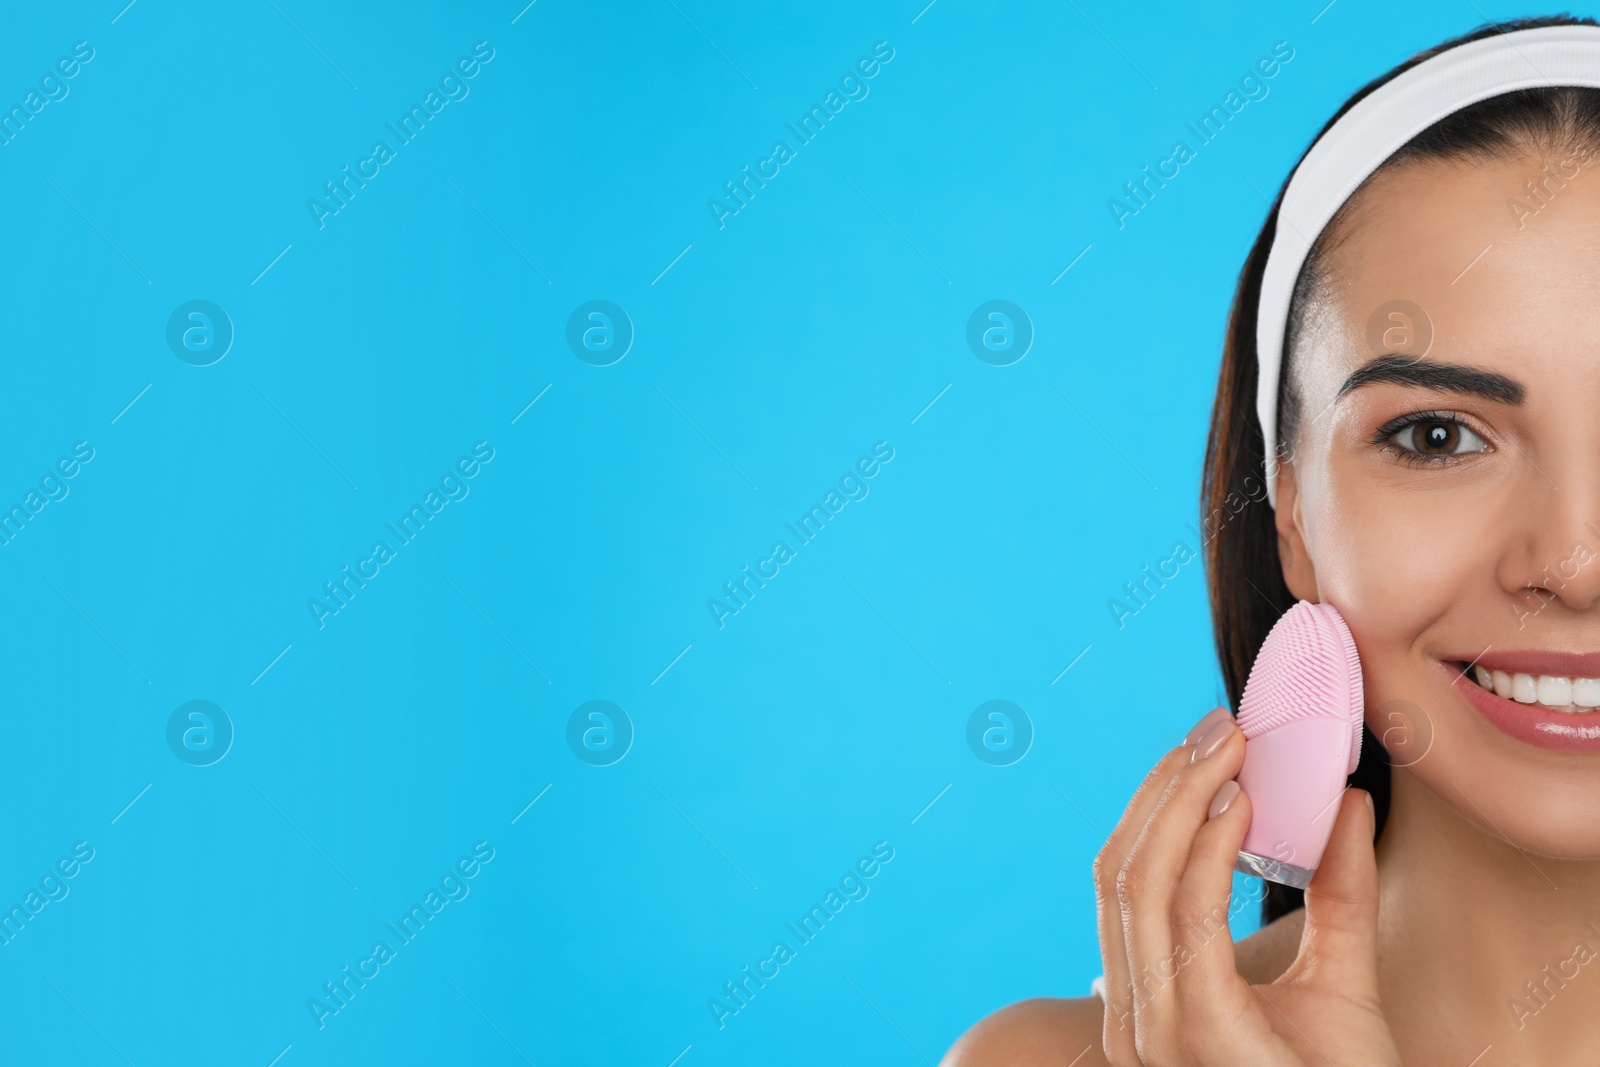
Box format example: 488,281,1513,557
1093,744,1192,1061
1092,709,1228,1061
1115,717,1247,1049
1166,776,1267,1030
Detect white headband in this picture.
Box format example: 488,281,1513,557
1256,22,1600,508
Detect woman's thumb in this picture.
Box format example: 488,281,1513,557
1282,787,1381,998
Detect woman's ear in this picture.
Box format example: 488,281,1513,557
1274,459,1320,601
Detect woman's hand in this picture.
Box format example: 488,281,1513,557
1091,707,1402,1066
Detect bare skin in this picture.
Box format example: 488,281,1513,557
944,143,1600,1065
941,909,1308,1065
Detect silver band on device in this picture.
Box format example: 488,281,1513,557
1235,848,1315,890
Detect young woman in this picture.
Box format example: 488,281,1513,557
944,15,1600,1066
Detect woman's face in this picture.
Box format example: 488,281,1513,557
1280,145,1600,858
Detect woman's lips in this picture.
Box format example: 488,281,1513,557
1445,658,1600,751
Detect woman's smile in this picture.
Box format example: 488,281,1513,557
1448,656,1600,750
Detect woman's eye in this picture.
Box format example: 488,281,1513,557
1390,417,1487,457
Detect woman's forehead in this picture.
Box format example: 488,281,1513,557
1310,150,1600,383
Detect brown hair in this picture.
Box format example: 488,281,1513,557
1203,13,1600,924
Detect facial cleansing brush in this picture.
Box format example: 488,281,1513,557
1231,600,1365,889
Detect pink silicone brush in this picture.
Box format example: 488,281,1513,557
1231,599,1365,889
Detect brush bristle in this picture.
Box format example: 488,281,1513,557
1236,601,1364,772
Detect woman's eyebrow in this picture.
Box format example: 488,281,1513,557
1337,354,1526,404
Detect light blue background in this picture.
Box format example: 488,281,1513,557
0,1,1559,1063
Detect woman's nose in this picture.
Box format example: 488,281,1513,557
1499,475,1600,614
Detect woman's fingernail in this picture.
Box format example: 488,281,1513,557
1184,706,1231,746
1208,780,1241,819
1364,791,1375,824
1190,718,1236,763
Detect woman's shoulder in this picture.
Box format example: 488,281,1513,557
939,907,1306,1066
938,995,1108,1067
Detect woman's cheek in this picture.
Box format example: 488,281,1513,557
1311,486,1495,663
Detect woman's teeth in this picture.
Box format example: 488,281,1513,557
1472,664,1600,712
